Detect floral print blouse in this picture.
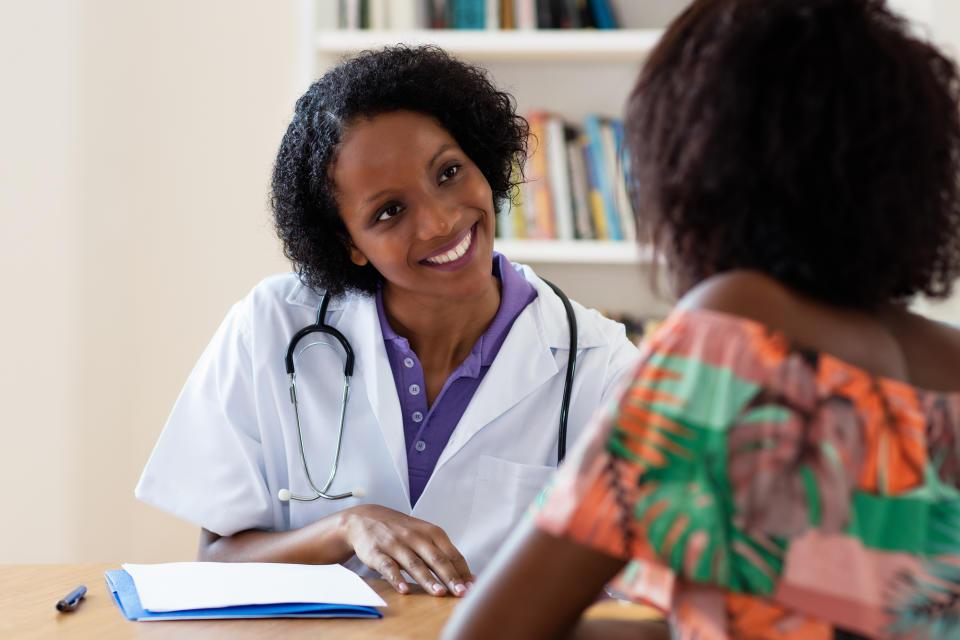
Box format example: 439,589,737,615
533,309,960,639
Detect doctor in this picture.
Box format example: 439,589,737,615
136,45,638,599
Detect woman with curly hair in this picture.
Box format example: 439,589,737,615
445,0,960,638
135,45,638,598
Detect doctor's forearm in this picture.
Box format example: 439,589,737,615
197,514,354,565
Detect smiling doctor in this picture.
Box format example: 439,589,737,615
136,46,638,599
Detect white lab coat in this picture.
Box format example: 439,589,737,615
136,262,638,575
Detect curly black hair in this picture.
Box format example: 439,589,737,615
271,45,528,297
627,0,960,309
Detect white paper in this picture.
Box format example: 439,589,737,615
123,562,387,612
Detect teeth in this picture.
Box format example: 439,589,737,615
425,230,472,264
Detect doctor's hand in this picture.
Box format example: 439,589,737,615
340,505,475,597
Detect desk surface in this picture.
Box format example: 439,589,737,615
1,563,660,639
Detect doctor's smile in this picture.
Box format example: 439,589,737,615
420,223,478,269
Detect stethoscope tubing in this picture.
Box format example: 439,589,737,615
281,278,577,502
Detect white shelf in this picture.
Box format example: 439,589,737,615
494,240,654,264
315,29,664,61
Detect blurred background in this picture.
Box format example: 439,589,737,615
1,0,957,564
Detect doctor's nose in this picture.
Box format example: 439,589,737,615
414,200,454,240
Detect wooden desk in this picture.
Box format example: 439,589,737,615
1,564,662,639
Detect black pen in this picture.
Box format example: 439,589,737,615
56,585,87,612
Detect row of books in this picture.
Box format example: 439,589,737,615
497,111,636,242
326,0,620,30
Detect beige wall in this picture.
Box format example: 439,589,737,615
1,0,300,562
1,0,957,565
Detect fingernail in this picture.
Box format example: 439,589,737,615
432,583,445,594
453,583,466,596
398,582,409,594
466,581,475,590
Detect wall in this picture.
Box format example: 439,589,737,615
0,0,302,562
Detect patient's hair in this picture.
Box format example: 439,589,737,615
271,45,528,297
626,0,960,308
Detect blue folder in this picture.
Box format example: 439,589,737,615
105,569,382,620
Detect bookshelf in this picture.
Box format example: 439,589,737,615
314,28,663,60
307,1,686,318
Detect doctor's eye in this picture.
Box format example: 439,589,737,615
438,164,461,184
376,202,404,222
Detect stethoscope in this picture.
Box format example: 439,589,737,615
277,279,577,503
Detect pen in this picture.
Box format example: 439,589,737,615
55,585,87,612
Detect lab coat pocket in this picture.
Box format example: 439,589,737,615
464,455,555,568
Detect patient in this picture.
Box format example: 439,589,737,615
443,0,960,638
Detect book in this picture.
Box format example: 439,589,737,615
389,0,422,29
339,0,360,29
428,0,449,27
525,110,556,238
515,0,537,29
566,136,594,239
610,119,637,241
580,134,608,239
452,0,485,28
584,113,622,240
545,115,575,240
369,0,389,29
501,0,515,28
600,119,635,242
106,562,386,621
486,0,501,29
587,0,617,28
507,159,528,237
536,0,553,28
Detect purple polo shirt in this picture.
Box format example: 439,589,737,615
376,253,538,506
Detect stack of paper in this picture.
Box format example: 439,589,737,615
105,562,387,621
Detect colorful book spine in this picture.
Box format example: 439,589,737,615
587,0,617,28
580,134,608,239
584,114,622,240
524,111,556,238
451,0,485,28
501,0,515,28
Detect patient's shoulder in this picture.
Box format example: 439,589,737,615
675,270,960,392
676,270,795,322
675,271,900,383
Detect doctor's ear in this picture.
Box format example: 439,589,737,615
341,236,369,267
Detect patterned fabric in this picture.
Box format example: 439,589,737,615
533,309,960,639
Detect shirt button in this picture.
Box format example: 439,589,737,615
412,411,424,423
403,357,414,368
408,383,421,396
415,440,427,452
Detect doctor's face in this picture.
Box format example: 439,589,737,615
331,110,497,302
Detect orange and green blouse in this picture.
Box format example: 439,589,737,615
533,308,960,640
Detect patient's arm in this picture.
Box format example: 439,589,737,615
442,519,668,640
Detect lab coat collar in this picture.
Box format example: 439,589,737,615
433,264,608,469
338,295,411,505
283,275,350,311
514,263,609,350
433,296,559,469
